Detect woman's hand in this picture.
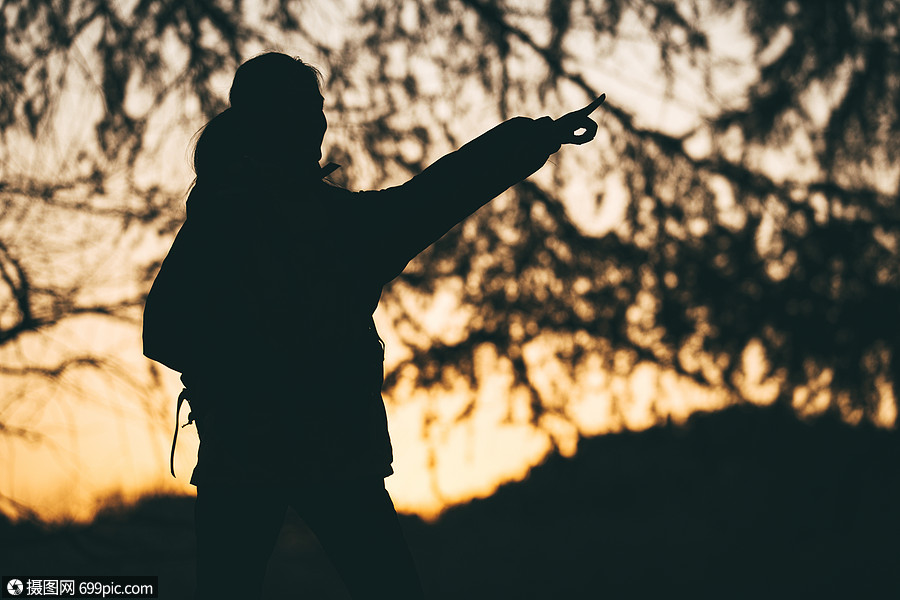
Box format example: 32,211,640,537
554,94,606,145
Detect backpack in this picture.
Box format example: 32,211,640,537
143,220,201,477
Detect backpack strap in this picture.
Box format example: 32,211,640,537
169,388,194,477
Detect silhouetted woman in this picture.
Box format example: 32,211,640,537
143,52,604,599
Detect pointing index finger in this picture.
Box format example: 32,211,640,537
579,94,606,116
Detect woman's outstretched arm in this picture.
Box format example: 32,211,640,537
355,95,607,283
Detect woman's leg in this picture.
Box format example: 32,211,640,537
291,478,425,600
194,483,288,600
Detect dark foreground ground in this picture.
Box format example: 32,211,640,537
2,403,897,599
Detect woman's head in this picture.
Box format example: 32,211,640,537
193,52,326,180
229,53,323,116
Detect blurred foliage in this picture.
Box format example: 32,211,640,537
336,0,900,434
1,0,898,453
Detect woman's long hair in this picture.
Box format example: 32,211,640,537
192,53,324,182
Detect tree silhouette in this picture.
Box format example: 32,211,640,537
1,0,896,474
330,0,899,439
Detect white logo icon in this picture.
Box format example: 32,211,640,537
6,579,24,596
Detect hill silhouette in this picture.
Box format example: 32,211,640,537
2,403,897,599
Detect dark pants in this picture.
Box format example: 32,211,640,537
194,478,425,599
